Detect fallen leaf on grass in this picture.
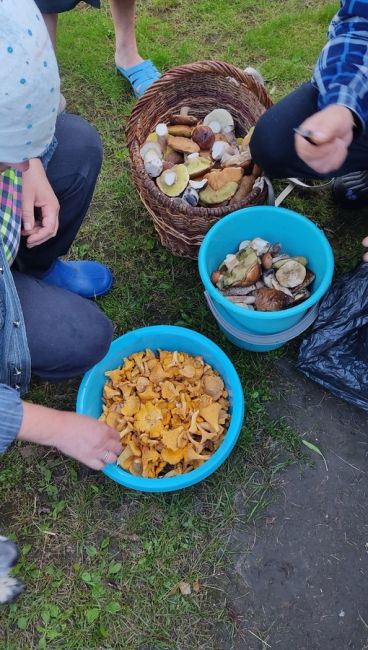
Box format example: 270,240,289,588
169,580,192,596
302,439,328,471
178,581,191,596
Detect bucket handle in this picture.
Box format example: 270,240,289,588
265,176,334,207
204,291,320,346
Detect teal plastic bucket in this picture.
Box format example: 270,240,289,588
77,326,245,492
198,206,334,352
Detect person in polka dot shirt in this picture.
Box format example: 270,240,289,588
0,0,122,471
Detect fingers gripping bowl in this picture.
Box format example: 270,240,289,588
77,326,245,493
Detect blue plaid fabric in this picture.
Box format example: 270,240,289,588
0,169,22,265
313,1,368,129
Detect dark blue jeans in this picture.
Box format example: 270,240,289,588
250,82,368,179
12,113,113,382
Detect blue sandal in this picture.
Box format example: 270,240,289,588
116,59,161,98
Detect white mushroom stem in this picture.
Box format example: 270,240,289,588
212,140,232,161
223,124,237,145
163,170,177,186
155,122,169,152
189,178,208,189
143,150,163,178
208,120,222,134
180,106,191,117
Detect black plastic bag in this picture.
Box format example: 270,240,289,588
297,263,368,411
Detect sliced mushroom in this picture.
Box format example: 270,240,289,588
276,260,306,288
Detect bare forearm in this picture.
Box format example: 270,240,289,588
17,402,69,447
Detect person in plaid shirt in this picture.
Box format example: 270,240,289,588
251,0,368,260
0,0,122,470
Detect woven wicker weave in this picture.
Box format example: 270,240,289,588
126,60,272,259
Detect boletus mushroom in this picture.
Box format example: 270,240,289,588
203,108,234,133
157,164,189,197
185,156,213,178
199,181,239,205
167,135,200,154
191,125,216,150
275,260,306,288
255,287,294,312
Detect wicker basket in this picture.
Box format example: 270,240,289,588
126,60,272,259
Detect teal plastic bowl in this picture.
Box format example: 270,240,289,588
76,325,245,492
198,206,334,351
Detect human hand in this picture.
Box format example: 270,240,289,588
294,105,355,174
21,158,60,248
54,412,123,470
18,404,122,470
362,236,368,263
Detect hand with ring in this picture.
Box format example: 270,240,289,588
18,405,122,471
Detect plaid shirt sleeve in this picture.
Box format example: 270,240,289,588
0,384,23,454
313,0,368,130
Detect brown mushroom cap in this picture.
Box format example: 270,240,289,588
168,113,198,126
167,135,200,154
168,124,193,138
191,125,216,150
205,167,243,191
255,287,293,311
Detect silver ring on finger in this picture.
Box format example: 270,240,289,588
103,450,112,465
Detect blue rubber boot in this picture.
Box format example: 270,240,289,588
41,259,113,298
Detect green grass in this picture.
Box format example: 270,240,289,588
1,0,367,648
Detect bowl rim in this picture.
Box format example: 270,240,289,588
76,325,245,493
198,205,335,320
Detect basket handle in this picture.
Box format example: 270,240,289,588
126,60,272,147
